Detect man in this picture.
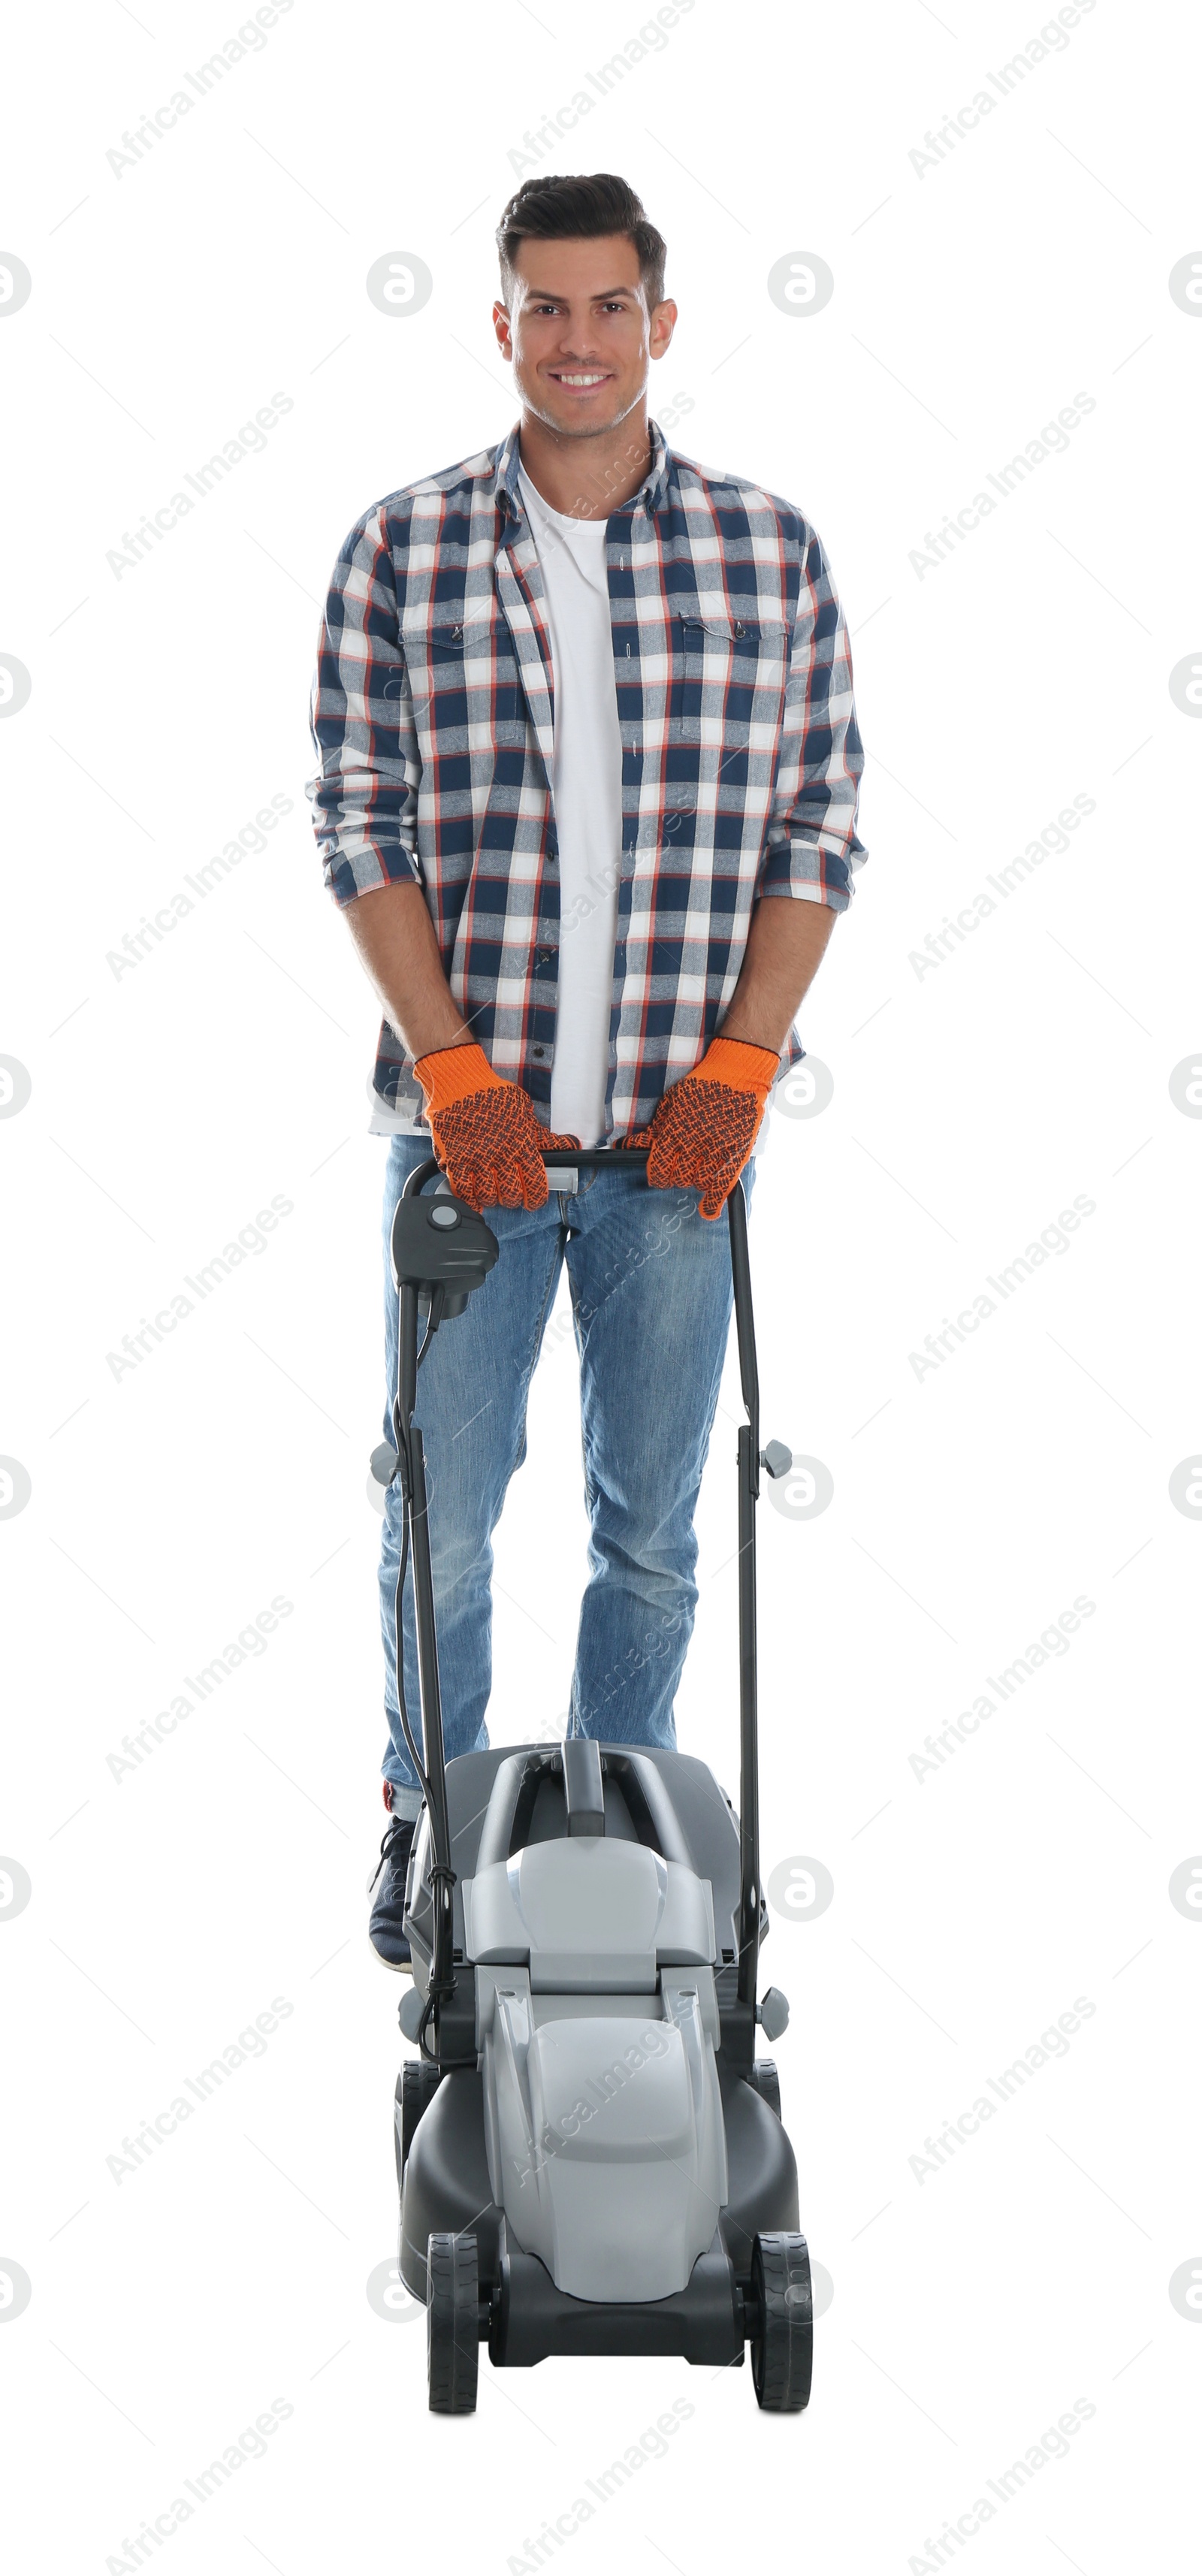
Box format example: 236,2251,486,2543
307,173,865,1965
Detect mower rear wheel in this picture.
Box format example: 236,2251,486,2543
749,2058,781,2119
427,2232,479,2414
750,2230,813,2412
397,2058,442,2193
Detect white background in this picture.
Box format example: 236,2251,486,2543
2,1,1200,2568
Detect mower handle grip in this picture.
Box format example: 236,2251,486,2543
540,1145,648,1167
401,1145,649,1199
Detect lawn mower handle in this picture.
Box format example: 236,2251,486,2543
398,1144,766,2014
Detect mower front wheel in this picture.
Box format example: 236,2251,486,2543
750,2230,813,2412
427,2231,480,2415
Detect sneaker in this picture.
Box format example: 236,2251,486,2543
367,1807,416,1969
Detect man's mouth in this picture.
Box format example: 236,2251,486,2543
546,370,612,391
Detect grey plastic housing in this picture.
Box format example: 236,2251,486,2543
462,1838,717,1992
480,1971,728,2303
457,1843,726,2302
402,1744,750,2001
398,1985,426,2043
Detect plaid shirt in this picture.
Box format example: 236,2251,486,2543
307,418,866,1134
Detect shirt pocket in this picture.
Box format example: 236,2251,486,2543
669,610,791,748
403,616,527,744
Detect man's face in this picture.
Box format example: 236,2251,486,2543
493,234,675,439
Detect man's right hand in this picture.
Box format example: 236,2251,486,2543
414,1042,578,1211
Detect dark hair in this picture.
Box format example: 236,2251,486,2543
496,173,667,311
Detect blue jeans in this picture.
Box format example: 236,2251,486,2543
378,1137,754,1819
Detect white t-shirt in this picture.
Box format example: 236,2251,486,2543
518,464,623,1146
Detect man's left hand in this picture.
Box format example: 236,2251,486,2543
633,1037,780,1219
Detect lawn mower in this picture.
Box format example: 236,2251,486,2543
373,1146,811,2413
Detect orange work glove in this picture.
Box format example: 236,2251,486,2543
636,1037,779,1220
413,1041,578,1212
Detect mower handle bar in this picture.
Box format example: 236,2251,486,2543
400,1140,766,2010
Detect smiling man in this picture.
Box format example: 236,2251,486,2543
307,174,867,1964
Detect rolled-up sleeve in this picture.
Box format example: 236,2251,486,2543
760,524,866,911
306,505,423,907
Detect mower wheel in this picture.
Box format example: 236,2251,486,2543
427,2231,479,2414
749,2058,781,2119
750,2230,813,2413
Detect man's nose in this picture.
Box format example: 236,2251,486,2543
554,326,603,359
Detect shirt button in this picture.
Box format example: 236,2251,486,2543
732,621,747,639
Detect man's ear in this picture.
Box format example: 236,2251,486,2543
650,299,678,360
